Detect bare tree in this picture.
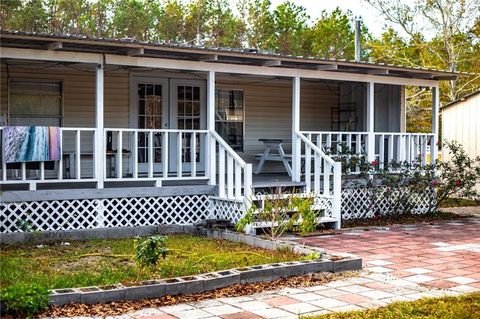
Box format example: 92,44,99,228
364,0,480,101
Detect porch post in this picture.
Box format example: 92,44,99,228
96,62,105,189
207,71,216,185
431,86,439,164
366,82,375,163
292,76,301,182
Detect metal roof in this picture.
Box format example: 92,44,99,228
441,90,480,109
0,30,473,80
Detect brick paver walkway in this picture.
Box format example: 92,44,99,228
299,218,480,292
56,217,480,319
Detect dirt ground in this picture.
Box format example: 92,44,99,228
440,205,480,217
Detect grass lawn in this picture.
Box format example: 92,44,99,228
307,292,480,319
0,234,299,291
439,197,480,208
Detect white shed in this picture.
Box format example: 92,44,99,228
442,90,480,159
441,90,480,191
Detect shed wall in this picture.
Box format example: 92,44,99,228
442,93,480,192
442,94,480,160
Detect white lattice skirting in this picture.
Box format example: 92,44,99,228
210,194,333,224
1,187,436,233
210,198,245,224
341,186,436,220
1,195,211,233
313,196,333,218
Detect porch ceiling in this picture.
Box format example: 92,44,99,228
0,30,469,81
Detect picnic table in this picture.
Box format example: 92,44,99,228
254,138,292,176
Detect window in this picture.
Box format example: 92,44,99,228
9,80,62,126
215,89,244,151
136,83,163,163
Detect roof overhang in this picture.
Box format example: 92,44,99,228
0,30,471,82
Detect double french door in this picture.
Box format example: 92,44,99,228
131,77,205,176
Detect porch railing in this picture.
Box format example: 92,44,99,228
0,127,97,189
296,132,342,227
0,127,254,200
211,131,252,201
302,131,435,171
104,128,209,183
373,132,434,167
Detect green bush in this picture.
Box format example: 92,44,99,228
1,283,49,318
330,140,480,216
134,235,168,267
235,207,254,232
236,191,321,237
292,196,318,235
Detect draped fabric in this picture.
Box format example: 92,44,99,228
3,126,61,163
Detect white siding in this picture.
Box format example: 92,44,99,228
442,93,480,159
442,93,480,192
217,78,339,172
0,64,129,178
3,65,385,175
0,65,129,128
1,64,8,119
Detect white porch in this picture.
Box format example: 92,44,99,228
0,34,445,231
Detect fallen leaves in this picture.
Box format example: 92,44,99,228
342,211,468,229
42,271,358,318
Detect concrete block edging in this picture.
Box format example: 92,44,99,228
48,226,362,306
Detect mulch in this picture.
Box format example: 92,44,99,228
292,229,340,237
41,271,358,318
341,211,471,229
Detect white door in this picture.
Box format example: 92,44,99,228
169,79,206,172
131,77,168,175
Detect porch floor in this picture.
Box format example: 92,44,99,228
0,172,302,192
252,173,305,190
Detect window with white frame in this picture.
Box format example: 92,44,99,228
215,89,244,151
9,80,62,126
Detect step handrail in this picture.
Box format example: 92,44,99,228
210,131,248,168
296,131,341,229
297,133,336,165
210,131,252,200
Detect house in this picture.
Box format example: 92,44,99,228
441,90,480,191
0,31,462,234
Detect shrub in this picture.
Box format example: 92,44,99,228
334,140,480,216
236,189,321,239
432,140,480,210
134,235,168,267
1,283,50,318
235,207,254,233
236,188,299,240
292,196,319,236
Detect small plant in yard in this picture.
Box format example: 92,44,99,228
1,283,50,318
236,189,320,239
236,189,299,240
16,218,36,232
235,207,254,233
302,252,322,260
16,211,38,232
134,235,168,267
292,196,319,236
256,190,298,241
